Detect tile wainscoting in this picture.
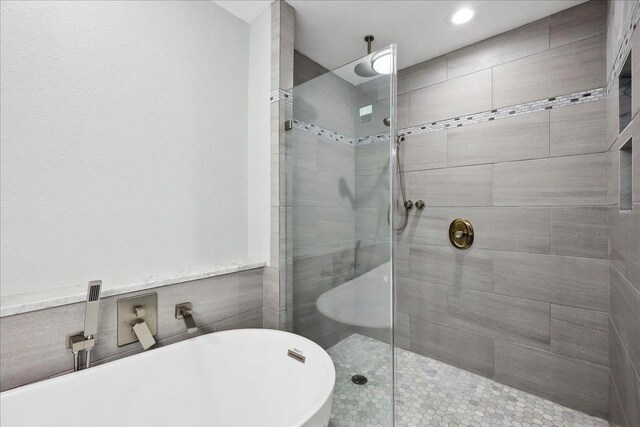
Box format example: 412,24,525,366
0,267,264,391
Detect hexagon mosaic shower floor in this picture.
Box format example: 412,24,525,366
326,334,607,427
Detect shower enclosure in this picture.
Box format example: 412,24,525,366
287,45,398,424
285,2,628,425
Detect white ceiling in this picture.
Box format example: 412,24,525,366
289,1,586,71
213,1,271,23
214,0,587,71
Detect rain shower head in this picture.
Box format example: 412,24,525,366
354,61,378,77
354,35,378,77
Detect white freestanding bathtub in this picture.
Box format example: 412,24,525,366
0,329,335,427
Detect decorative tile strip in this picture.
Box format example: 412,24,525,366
285,86,606,146
607,0,640,91
291,120,356,145
270,89,293,104
357,86,606,144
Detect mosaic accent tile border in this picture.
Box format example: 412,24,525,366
291,120,357,145
287,86,606,146
327,334,608,427
360,86,606,145
607,0,640,91
270,89,292,104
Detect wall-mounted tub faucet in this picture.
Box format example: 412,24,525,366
69,280,102,371
175,303,198,333
131,306,156,350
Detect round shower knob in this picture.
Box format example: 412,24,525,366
415,200,425,209
449,218,474,249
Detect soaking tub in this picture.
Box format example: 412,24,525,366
0,329,335,426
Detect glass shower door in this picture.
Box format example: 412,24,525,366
287,45,397,426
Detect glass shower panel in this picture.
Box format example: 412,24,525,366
288,45,397,426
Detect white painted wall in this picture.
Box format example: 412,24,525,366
247,7,272,264
0,1,251,296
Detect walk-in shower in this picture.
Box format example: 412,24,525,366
285,1,635,425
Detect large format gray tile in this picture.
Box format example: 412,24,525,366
262,306,281,330
447,18,549,79
396,277,449,323
293,72,355,137
606,78,620,149
550,99,608,156
493,252,609,311
549,0,606,49
398,55,447,95
448,288,550,350
397,93,409,129
355,144,380,176
447,110,549,167
318,136,354,175
609,375,629,427
263,266,281,312
355,207,385,242
493,153,607,206
400,131,447,172
354,173,387,210
610,264,640,376
355,241,389,274
607,145,621,206
410,317,494,378
409,245,493,292
550,305,608,366
399,207,549,254
294,167,355,208
610,320,640,426
316,207,355,244
394,312,410,351
405,164,493,207
409,69,492,126
294,50,328,87
608,206,640,292
293,207,317,247
214,307,263,331
494,340,609,418
550,207,608,259
634,25,640,119
493,35,605,108
0,303,84,391
0,269,264,391
292,247,354,287
292,127,317,170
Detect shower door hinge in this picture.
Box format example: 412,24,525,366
284,120,293,131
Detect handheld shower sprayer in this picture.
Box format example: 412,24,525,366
69,280,102,371
388,134,411,231
83,280,102,368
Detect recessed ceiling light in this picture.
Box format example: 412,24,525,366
450,7,475,25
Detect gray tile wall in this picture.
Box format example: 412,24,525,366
0,268,264,391
290,54,359,348
267,0,295,329
395,1,611,418
606,2,640,426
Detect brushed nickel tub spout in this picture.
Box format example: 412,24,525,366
175,303,198,333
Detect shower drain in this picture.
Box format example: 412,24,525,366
351,374,368,385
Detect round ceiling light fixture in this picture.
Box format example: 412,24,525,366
371,48,392,75
450,7,475,25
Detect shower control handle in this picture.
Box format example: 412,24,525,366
415,200,425,209
404,200,413,210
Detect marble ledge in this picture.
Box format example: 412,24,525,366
0,260,266,318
